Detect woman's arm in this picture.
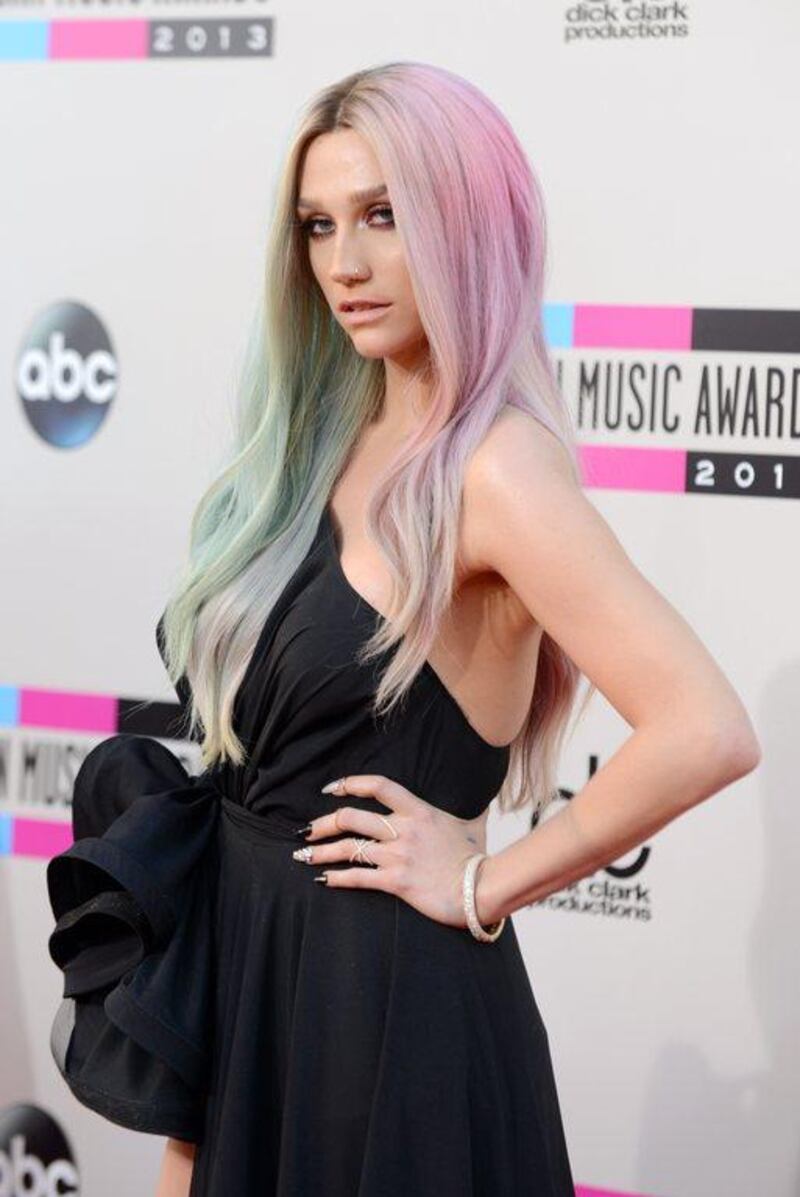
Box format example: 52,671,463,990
155,1138,196,1197
463,410,762,925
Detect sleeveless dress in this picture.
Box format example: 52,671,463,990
45,504,575,1196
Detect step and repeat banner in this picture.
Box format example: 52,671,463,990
1,2,797,1195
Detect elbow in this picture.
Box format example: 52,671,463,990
702,716,762,788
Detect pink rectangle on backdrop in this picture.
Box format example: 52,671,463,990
13,818,73,859
575,305,693,350
50,19,149,60
20,688,117,733
579,444,686,493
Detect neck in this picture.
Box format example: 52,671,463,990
374,349,434,438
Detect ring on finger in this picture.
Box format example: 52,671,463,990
350,837,378,867
374,813,398,840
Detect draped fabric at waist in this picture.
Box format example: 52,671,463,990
219,796,359,862
45,733,383,1144
220,796,307,843
46,734,225,1142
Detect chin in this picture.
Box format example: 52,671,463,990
348,336,397,359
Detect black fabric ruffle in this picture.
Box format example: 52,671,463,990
46,733,220,1142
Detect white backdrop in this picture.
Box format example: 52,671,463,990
2,2,799,1194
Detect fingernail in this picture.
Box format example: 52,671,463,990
292,847,313,863
313,873,328,884
320,779,341,794
294,823,312,837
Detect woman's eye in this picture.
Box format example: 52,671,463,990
300,205,394,240
370,205,394,227
301,217,331,238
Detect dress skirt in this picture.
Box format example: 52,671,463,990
191,798,574,1195
47,734,575,1196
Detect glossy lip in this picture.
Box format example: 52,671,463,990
337,297,392,312
340,303,392,326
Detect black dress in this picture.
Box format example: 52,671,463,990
46,504,575,1195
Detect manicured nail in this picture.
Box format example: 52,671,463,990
313,873,328,884
292,846,313,863
320,779,342,794
294,823,312,837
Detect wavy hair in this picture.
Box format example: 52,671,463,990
158,60,594,818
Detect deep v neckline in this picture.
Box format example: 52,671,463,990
321,504,512,757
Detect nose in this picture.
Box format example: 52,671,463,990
330,260,370,284
327,228,370,285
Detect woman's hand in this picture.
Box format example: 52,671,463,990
292,774,491,929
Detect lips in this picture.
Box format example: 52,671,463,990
339,300,391,312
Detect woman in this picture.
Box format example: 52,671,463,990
45,61,761,1196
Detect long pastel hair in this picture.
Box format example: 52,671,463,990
159,60,594,819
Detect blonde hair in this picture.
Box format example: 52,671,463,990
159,60,593,818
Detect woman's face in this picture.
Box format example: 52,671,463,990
296,129,428,370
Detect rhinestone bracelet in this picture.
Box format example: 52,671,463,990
462,853,506,943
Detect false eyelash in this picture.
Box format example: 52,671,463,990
296,206,395,240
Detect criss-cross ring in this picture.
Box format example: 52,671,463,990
349,837,379,867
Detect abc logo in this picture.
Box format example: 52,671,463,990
16,300,118,449
0,1104,78,1196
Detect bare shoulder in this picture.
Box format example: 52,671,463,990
477,403,577,477
461,404,581,573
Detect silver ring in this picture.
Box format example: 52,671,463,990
349,837,378,867
374,813,398,840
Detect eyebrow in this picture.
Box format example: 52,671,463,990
295,183,389,212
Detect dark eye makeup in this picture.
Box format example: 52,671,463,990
297,204,395,239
